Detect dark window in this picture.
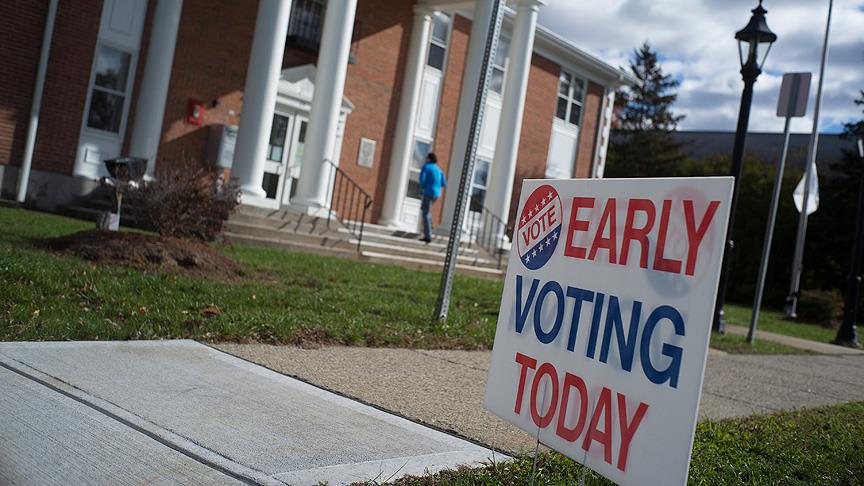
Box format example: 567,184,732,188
87,90,124,132
287,0,325,50
262,172,280,199
555,70,585,126
268,114,290,162
427,44,446,70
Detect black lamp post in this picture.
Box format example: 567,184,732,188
835,136,864,348
713,0,777,333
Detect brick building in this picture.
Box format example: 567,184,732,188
1,0,634,236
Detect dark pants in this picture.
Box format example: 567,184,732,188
421,195,437,241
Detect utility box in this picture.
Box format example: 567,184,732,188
207,124,238,169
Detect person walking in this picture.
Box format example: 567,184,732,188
418,152,446,243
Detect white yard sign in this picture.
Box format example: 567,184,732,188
485,177,733,486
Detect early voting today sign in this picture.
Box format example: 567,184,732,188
485,177,733,486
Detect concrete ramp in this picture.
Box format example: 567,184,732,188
0,341,498,485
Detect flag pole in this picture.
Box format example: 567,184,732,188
784,0,833,318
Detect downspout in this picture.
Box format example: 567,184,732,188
16,0,58,203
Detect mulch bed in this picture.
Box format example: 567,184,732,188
38,230,242,280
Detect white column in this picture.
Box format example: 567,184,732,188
294,0,358,211
128,0,183,177
378,6,433,227
438,0,495,232
484,0,543,231
232,0,292,200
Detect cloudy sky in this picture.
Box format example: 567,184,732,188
538,0,863,134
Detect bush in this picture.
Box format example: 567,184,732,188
126,163,240,241
796,289,844,326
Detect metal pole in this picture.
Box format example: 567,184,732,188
834,138,864,348
785,0,833,318
749,115,793,342
434,0,504,320
712,50,760,333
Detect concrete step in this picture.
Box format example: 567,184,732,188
360,250,505,278
226,220,500,268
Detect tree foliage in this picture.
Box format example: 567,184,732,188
605,42,686,178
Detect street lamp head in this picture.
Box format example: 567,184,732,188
736,0,777,70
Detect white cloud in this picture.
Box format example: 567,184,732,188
538,0,864,133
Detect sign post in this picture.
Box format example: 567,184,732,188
748,72,811,343
485,177,732,486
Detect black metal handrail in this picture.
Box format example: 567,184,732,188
325,159,373,251
465,206,510,269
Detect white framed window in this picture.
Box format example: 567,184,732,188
555,70,586,127
85,44,133,133
426,12,451,71
268,113,290,162
407,138,432,199
469,158,490,213
489,37,509,94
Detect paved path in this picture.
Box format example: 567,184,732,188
215,344,864,454
0,341,497,486
725,324,864,355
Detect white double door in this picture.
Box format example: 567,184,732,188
260,110,308,208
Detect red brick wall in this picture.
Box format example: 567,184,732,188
338,0,413,222
573,80,604,178
428,14,471,225
0,1,101,175
156,0,257,169
0,1,47,167
507,52,560,228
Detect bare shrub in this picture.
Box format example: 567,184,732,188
127,161,240,241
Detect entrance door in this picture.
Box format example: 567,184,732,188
260,113,294,208
282,116,308,204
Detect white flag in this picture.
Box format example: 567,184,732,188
793,162,819,215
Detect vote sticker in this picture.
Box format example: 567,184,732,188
517,184,562,270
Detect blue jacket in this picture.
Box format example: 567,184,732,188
419,162,446,199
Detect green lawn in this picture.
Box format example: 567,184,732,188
387,401,864,485
725,304,839,343
0,207,803,353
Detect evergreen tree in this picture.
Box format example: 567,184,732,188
605,42,686,178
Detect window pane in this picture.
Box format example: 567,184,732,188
490,68,504,94
469,186,485,213
473,159,489,187
431,13,449,43
291,121,307,168
268,114,290,162
412,140,430,169
558,72,571,96
572,78,585,101
555,97,568,120
427,44,445,70
569,103,582,125
407,178,422,200
262,172,279,199
94,46,131,92
494,38,509,68
86,90,125,132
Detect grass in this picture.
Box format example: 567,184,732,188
384,401,864,485
0,207,809,354
709,331,804,355
725,304,839,343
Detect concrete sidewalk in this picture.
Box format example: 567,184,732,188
0,341,498,486
215,344,864,454
725,324,864,355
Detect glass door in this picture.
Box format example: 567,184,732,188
262,113,294,208
283,116,308,204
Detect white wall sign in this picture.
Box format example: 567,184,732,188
358,137,376,168
485,177,733,486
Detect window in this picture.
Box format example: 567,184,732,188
86,45,132,133
268,114,290,162
555,71,585,126
287,0,325,50
469,159,490,213
407,139,431,199
489,38,509,94
426,13,450,71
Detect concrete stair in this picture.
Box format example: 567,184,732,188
222,205,507,277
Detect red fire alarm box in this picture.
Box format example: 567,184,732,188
187,98,205,126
